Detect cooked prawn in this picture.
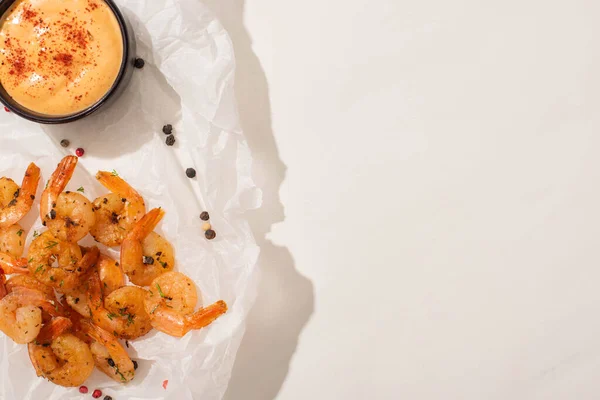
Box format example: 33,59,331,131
5,275,55,297
28,317,73,379
0,223,26,258
40,156,95,243
88,272,152,340
98,254,125,295
28,231,99,294
67,254,124,317
64,267,96,318
0,163,40,230
0,287,63,344
0,251,29,275
28,333,94,387
0,271,6,299
3,276,67,325
35,316,73,345
90,172,146,247
66,290,91,318
121,208,174,286
80,320,135,383
144,272,228,338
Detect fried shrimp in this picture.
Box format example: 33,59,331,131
0,164,40,260
0,251,29,275
5,275,55,297
40,156,95,243
66,291,91,318
0,163,40,230
0,287,62,344
98,254,125,295
121,208,174,286
144,272,228,338
28,231,99,294
0,272,6,299
28,333,94,387
90,172,146,247
0,224,26,258
89,272,152,340
67,254,125,317
35,316,73,345
80,320,135,383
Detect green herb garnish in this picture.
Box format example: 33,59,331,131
45,241,58,249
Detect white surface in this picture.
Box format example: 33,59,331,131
205,0,600,399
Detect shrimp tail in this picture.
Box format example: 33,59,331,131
0,252,30,275
21,162,41,194
80,319,112,345
41,156,77,220
127,208,164,240
88,270,103,308
19,162,41,212
184,300,228,334
0,273,6,300
96,171,142,199
8,286,65,317
77,246,100,274
36,317,73,345
0,163,41,229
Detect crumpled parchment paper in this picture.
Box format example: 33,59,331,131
0,1,261,399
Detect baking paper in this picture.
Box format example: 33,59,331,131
0,0,261,398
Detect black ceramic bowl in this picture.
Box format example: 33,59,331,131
0,0,136,124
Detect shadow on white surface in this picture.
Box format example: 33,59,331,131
204,1,315,399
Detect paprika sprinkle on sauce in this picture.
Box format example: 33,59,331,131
0,0,123,115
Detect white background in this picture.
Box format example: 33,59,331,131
205,1,600,399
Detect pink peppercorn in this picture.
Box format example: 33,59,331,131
75,148,84,157
3,107,9,113
79,386,88,394
92,389,102,398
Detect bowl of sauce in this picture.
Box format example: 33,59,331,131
0,0,135,124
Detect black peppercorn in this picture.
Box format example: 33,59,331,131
103,396,113,400
166,135,176,146
133,360,138,370
107,358,115,367
134,57,145,69
60,139,70,148
162,124,173,135
186,168,196,178
49,209,56,220
200,211,210,221
205,229,216,240
142,256,154,265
